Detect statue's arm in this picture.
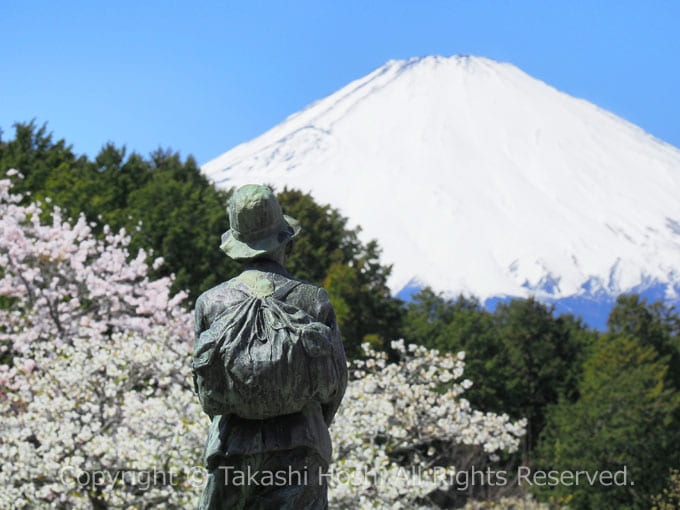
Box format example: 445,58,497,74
192,295,207,397
193,294,225,420
194,295,206,341
317,288,348,426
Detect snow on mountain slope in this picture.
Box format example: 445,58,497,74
202,55,680,304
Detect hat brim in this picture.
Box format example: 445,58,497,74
220,214,301,260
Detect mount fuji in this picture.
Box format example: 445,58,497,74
202,55,680,329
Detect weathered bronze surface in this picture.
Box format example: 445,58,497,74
193,185,347,509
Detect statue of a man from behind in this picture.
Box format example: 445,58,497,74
193,184,348,509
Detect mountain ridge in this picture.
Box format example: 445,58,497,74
202,55,680,320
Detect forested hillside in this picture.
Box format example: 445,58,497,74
2,122,679,508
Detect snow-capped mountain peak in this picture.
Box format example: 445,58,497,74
203,55,680,309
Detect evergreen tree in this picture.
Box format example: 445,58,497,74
536,333,680,509
403,290,593,453
276,188,361,283
121,149,239,298
492,298,593,453
1,122,404,354
607,294,680,389
276,188,404,357
0,121,87,198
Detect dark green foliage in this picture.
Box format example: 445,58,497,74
652,469,680,510
322,249,404,358
0,122,403,353
402,289,500,406
119,149,239,298
276,188,404,357
276,188,361,284
0,121,88,199
402,288,489,352
535,295,680,508
6,124,680,507
491,299,594,453
607,294,680,389
536,333,680,509
0,122,240,301
403,289,594,453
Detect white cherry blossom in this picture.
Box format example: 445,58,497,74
0,176,526,509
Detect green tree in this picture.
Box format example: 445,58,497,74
403,291,593,453
536,333,680,509
403,289,499,405
275,188,403,357
0,123,239,300
608,294,680,389
652,469,680,510
121,149,239,299
492,298,593,453
0,121,87,197
276,188,361,284
323,256,403,358
1,123,404,352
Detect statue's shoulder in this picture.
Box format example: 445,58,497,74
269,273,333,323
269,272,324,297
195,278,247,311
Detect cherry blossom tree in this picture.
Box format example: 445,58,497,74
329,341,526,510
0,173,526,509
0,173,205,508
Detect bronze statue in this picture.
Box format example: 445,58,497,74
193,184,347,509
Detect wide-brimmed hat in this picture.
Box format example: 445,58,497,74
220,184,301,260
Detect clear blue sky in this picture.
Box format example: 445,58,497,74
2,1,679,166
